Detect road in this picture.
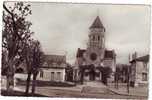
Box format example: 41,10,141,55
34,86,146,99
32,81,147,99
1,78,147,99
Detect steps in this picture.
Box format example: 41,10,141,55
81,81,110,94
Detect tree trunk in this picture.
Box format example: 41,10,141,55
6,60,14,93
6,74,14,93
25,72,31,95
31,73,37,95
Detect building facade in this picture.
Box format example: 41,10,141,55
74,16,116,83
129,52,149,87
38,54,67,82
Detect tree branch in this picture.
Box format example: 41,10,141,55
3,3,22,40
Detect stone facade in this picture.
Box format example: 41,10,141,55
74,16,116,82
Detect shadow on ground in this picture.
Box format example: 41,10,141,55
16,79,76,87
1,89,48,97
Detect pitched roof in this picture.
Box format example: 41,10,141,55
104,50,115,59
41,54,66,68
45,54,66,63
135,55,149,62
76,48,86,57
130,54,149,63
90,16,105,29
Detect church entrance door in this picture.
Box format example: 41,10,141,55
89,65,95,81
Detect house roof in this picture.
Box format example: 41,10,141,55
104,50,115,59
90,16,105,29
76,48,86,57
130,54,149,63
42,54,66,68
45,54,66,63
135,55,149,62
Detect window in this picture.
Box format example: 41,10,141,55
92,36,95,41
142,73,147,81
98,36,100,41
51,72,55,81
90,53,97,61
57,72,61,81
143,62,147,70
40,71,44,78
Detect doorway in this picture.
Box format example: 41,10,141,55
89,67,96,81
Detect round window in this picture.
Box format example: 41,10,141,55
90,53,97,61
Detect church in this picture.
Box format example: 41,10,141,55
74,16,116,83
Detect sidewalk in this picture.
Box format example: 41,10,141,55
107,83,148,97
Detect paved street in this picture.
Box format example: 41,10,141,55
1,80,146,99
1,76,147,99
32,81,146,99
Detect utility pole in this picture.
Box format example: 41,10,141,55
127,54,131,93
127,65,130,93
115,67,119,89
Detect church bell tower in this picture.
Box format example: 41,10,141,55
88,16,105,49
85,16,106,66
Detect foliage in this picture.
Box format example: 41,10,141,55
2,2,33,74
115,64,130,82
65,63,74,82
3,2,44,94
2,2,33,91
23,39,44,95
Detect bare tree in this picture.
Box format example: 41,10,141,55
2,2,32,92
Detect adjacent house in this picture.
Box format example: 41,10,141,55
37,54,67,82
129,52,149,87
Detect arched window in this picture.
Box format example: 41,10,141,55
92,36,95,41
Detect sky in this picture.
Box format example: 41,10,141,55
10,2,151,64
